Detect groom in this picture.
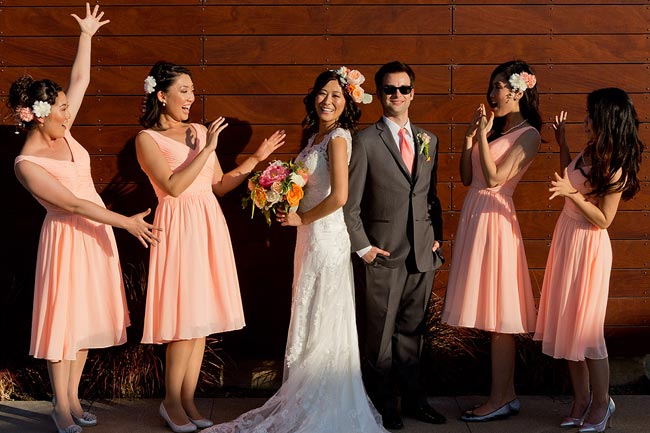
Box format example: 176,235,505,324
344,61,445,429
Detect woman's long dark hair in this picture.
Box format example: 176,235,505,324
7,76,62,129
487,60,542,140
140,61,192,129
301,70,361,148
584,87,643,201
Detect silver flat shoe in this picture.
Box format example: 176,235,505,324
189,417,214,429
72,411,98,427
159,403,197,433
51,410,83,433
507,398,521,415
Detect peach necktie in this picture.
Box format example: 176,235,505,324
399,127,414,173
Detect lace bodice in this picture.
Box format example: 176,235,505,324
295,128,351,229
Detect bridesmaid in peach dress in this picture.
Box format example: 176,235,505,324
10,5,158,433
534,89,643,432
135,62,285,433
441,60,541,422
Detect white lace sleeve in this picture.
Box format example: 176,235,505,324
330,128,353,164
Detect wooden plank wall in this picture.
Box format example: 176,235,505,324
1,1,649,357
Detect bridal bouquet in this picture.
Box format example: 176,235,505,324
242,159,309,226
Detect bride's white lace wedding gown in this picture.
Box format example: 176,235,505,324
206,128,387,433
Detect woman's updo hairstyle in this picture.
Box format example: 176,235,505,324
8,76,62,129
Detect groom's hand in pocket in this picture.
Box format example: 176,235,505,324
362,246,390,265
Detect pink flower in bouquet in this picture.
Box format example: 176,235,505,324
258,161,291,188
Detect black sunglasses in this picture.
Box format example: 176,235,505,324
383,85,413,95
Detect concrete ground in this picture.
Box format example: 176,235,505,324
1,395,649,433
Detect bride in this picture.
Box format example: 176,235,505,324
205,68,387,433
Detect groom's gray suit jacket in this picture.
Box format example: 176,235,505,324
344,118,443,271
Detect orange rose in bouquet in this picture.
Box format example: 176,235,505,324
242,159,309,226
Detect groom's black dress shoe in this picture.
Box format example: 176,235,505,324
381,409,404,430
402,403,447,424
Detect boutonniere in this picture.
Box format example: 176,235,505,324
417,132,431,162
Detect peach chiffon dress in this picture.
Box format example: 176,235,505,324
442,126,538,333
15,131,130,361
140,124,245,344
534,150,610,361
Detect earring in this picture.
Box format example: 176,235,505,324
162,101,166,107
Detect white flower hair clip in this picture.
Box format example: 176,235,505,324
333,66,373,104
144,76,157,94
32,100,51,118
509,72,537,93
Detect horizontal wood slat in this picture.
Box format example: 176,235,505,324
454,5,650,35
204,35,650,65
0,36,203,67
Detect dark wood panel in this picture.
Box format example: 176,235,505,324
202,6,452,36
454,5,649,35
606,298,650,326
452,64,650,94
1,36,203,67
70,126,141,154
203,34,649,65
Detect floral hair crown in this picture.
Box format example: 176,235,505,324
332,66,373,104
509,72,537,93
144,76,157,94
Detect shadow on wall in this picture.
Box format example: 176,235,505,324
0,126,43,373
212,118,294,361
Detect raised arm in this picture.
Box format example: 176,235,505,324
66,3,110,126
460,106,482,186
476,105,540,187
15,160,158,247
553,111,573,172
